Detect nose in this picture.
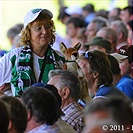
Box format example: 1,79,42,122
42,27,47,34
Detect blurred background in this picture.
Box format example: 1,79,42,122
0,0,127,50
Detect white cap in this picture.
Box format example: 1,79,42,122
110,53,128,60
65,5,83,15
24,8,53,29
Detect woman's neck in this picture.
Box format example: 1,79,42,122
32,45,49,57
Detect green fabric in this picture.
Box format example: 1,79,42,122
11,45,64,97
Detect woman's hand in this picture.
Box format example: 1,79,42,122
0,83,11,92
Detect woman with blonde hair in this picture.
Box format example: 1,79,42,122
0,8,64,97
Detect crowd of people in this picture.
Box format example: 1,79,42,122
0,0,133,133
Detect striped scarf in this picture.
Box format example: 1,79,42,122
11,45,64,97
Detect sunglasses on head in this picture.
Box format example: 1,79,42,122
83,51,93,59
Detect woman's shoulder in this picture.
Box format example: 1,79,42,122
4,47,22,58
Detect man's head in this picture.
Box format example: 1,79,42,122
85,36,112,53
79,50,113,91
21,86,60,125
7,27,20,45
83,97,133,133
108,7,121,19
120,6,133,23
48,70,81,108
96,27,118,50
0,100,9,133
1,96,28,133
66,16,86,38
110,20,128,45
85,16,108,43
82,4,95,18
32,83,63,116
111,45,132,77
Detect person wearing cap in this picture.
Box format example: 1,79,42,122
85,36,112,53
111,45,133,79
64,5,83,17
107,54,133,101
0,8,65,97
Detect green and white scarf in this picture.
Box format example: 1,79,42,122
11,45,64,97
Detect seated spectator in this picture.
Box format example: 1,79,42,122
108,15,122,23
82,97,133,133
58,7,70,25
111,45,133,78
48,70,85,133
85,16,109,43
96,27,118,52
108,7,121,19
85,36,112,53
21,86,62,133
120,6,132,23
0,100,10,133
110,20,129,50
66,16,86,47
1,96,28,133
12,35,21,48
57,7,71,50
32,83,76,133
14,23,24,32
82,3,95,25
7,27,20,49
95,9,108,19
78,50,129,101
107,54,133,101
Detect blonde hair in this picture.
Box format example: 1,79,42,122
20,12,56,46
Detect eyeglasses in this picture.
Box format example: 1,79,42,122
31,24,51,32
84,51,93,59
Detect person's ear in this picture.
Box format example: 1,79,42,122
62,87,70,100
92,71,99,79
27,111,32,121
118,32,123,40
8,120,12,131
